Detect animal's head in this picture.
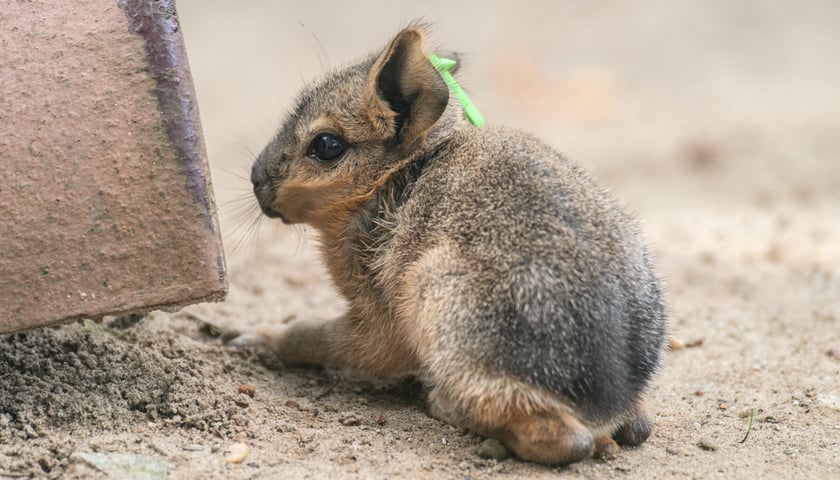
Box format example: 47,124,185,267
250,26,450,231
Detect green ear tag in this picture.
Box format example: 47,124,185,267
429,53,485,128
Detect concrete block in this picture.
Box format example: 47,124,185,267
0,0,227,333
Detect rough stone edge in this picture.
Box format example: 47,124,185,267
118,0,228,287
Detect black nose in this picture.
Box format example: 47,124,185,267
250,159,285,220
250,159,266,190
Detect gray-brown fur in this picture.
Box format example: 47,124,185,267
245,26,667,466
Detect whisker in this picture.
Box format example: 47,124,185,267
224,193,259,206
226,206,264,257
298,20,331,73
291,47,307,88
237,143,259,161
217,188,266,258
215,165,251,182
293,225,310,256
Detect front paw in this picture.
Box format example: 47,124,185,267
226,324,291,352
226,317,333,368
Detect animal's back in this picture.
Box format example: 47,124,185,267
393,125,666,423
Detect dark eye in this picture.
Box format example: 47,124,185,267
307,133,346,162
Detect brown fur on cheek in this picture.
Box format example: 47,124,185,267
274,179,345,225
274,169,380,234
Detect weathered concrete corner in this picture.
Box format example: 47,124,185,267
0,0,227,333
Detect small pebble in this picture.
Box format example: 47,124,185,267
667,336,685,351
284,400,300,409
224,442,250,463
818,395,840,412
697,437,718,451
476,438,509,460
238,384,256,398
339,413,360,426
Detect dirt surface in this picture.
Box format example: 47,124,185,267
2,1,839,478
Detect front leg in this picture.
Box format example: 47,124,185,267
229,316,342,368
229,312,419,377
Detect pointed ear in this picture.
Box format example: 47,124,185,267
366,28,449,149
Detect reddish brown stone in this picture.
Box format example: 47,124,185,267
0,0,226,333
238,383,256,398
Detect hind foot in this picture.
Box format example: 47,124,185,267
612,412,652,446
425,384,596,465
494,411,595,466
594,435,620,458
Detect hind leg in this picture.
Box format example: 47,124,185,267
612,405,652,446
426,383,594,466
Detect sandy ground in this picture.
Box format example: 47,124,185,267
2,1,840,478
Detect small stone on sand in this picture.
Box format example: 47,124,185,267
667,336,686,351
224,442,250,463
697,437,718,451
338,413,361,426
238,383,256,397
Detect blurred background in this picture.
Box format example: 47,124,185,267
175,0,840,314
177,0,839,240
